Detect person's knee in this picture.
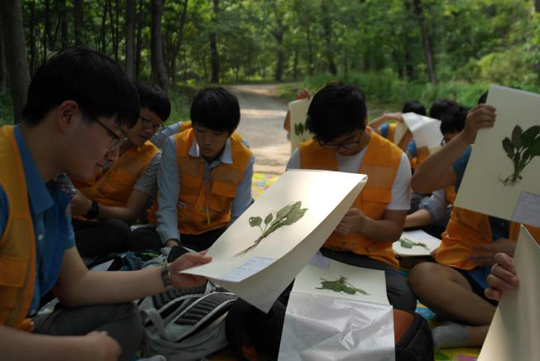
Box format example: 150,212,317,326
408,262,446,299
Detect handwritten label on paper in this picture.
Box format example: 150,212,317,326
219,257,277,282
512,191,540,228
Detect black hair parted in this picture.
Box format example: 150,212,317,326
22,47,139,128
306,82,367,143
429,99,457,120
190,87,240,133
440,105,468,135
136,82,171,122
402,100,426,116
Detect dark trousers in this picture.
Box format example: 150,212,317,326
34,303,143,361
72,218,130,258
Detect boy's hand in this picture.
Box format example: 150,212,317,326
295,89,311,100
165,239,180,248
335,208,366,235
485,253,518,301
462,104,496,145
169,251,212,289
81,331,121,361
70,191,93,217
469,238,516,266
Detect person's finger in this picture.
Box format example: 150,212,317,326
484,288,501,301
494,253,516,274
491,263,518,287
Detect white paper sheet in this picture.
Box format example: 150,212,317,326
455,85,540,226
182,170,367,312
401,112,443,152
478,226,540,361
293,259,389,305
289,98,313,151
393,122,409,146
278,293,395,361
393,230,442,257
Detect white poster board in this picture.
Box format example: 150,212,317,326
401,112,443,154
478,226,540,361
293,257,389,305
182,170,367,312
289,98,313,151
455,85,540,227
393,230,442,257
393,122,409,146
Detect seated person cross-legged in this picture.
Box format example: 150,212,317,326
407,104,540,350
70,83,171,259
135,87,255,258
287,83,416,312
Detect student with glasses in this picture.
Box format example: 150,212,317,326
0,48,211,361
286,82,416,312
70,82,171,259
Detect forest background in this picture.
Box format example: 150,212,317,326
1,0,540,125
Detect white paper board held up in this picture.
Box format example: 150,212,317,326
293,257,389,305
393,230,442,257
455,85,540,227
478,226,540,361
289,98,313,151
182,170,367,312
401,112,443,156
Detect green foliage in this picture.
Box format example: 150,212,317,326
501,125,540,186
0,94,13,126
316,276,368,295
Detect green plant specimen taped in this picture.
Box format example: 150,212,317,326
235,201,308,256
316,276,368,295
294,122,310,142
501,125,540,186
399,237,429,251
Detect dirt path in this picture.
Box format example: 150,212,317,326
227,84,291,174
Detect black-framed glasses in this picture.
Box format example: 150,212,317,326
140,116,164,133
90,115,129,150
318,132,363,151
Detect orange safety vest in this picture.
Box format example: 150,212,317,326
178,121,192,133
0,126,37,330
171,128,252,235
386,123,397,143
436,207,540,270
72,141,159,208
299,130,403,267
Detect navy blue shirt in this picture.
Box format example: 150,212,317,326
0,126,75,315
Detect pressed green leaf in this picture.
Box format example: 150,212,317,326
342,285,356,294
249,216,262,228
520,125,540,148
529,137,540,156
264,213,273,225
512,125,523,149
400,240,413,248
502,138,514,157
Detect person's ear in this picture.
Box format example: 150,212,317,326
56,100,80,133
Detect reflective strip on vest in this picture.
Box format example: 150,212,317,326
299,130,403,267
0,126,37,329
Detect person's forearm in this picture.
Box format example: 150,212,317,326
359,218,403,242
57,267,166,307
97,204,138,224
411,133,469,193
0,326,89,361
368,115,391,130
405,209,433,228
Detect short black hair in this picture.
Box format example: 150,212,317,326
190,87,240,133
402,100,426,116
22,47,139,128
440,105,468,135
136,82,171,122
306,82,367,143
477,91,488,105
429,99,457,120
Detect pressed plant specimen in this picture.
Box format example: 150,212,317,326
316,276,368,295
235,201,308,257
501,125,540,186
294,122,310,142
398,237,429,251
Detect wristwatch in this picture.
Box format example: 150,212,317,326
85,201,100,220
161,263,172,288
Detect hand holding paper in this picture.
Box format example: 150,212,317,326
335,208,365,235
485,253,519,301
469,238,516,266
170,252,212,289
462,104,496,145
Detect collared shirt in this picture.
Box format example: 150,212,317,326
0,126,75,316
155,135,254,244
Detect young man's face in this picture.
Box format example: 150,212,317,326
318,128,364,156
127,107,164,146
193,124,229,161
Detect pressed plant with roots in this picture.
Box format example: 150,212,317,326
316,275,368,295
500,125,540,186
235,201,308,257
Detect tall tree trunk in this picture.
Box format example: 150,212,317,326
412,0,436,85
58,0,68,49
43,0,52,59
74,0,84,46
1,0,31,124
135,0,144,80
274,32,284,81
321,0,337,75
109,0,119,61
292,49,299,80
151,0,168,93
209,0,220,83
125,0,136,79
306,25,314,76
100,0,109,53
0,7,8,94
170,0,188,84
29,0,36,75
